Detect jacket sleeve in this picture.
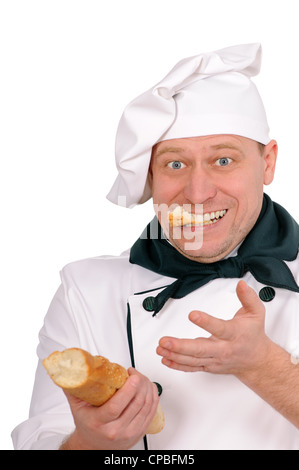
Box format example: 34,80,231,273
11,282,80,450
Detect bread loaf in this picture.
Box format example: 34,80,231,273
43,348,164,434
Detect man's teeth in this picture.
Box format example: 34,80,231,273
168,207,227,227
202,210,227,223
182,209,227,226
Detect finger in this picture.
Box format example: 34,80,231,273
159,347,216,368
63,390,97,412
158,336,217,358
114,374,158,435
117,369,157,419
99,373,142,423
236,280,265,315
161,355,215,372
125,381,159,431
188,310,230,339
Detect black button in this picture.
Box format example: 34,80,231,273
154,382,163,396
142,296,156,312
259,286,275,302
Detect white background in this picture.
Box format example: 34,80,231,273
1,0,299,450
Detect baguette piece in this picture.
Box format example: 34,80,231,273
168,206,203,227
43,348,129,406
43,348,164,434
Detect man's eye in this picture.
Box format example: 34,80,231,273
216,157,232,167
168,161,186,170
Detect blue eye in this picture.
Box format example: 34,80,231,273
168,161,185,170
216,157,232,167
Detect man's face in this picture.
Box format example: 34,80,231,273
149,134,277,263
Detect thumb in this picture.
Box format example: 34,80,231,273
63,390,92,412
236,280,265,316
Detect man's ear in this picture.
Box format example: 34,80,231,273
263,140,278,186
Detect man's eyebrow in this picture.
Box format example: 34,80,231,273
153,142,245,159
154,146,185,159
210,143,243,152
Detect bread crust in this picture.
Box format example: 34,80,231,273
43,348,164,434
43,348,129,406
168,206,201,227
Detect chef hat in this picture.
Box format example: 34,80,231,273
107,43,270,208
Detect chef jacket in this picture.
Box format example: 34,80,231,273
11,248,299,450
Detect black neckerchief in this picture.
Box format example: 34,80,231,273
129,194,299,315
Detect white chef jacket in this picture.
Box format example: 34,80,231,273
11,249,299,450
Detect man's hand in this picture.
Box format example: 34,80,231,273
157,280,273,376
60,368,159,450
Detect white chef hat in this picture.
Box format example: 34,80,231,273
107,43,270,208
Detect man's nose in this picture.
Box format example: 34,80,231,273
183,167,217,203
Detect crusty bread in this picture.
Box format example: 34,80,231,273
43,348,164,434
168,206,203,227
43,348,129,406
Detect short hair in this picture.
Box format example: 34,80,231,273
258,142,265,155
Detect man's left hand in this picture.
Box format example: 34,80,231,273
157,280,273,376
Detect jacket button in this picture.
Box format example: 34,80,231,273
259,286,275,302
142,296,156,312
154,382,163,396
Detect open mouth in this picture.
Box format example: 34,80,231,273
168,207,227,227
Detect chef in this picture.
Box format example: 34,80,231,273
12,44,299,450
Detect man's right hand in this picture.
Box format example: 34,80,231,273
60,368,159,450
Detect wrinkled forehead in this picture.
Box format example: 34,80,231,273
151,134,263,160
